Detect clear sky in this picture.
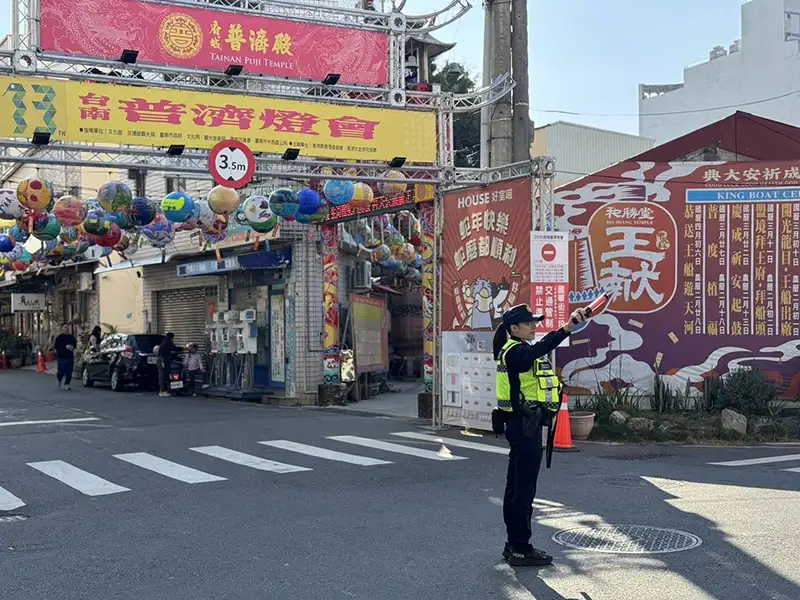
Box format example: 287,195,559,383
0,0,746,136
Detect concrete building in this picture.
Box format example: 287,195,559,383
530,121,655,189
640,0,800,144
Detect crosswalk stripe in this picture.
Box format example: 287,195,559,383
0,485,25,511
328,435,467,461
114,453,227,484
27,460,130,496
259,440,393,466
782,467,800,474
190,446,312,473
391,432,509,455
708,454,800,467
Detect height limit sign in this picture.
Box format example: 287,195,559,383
209,139,256,189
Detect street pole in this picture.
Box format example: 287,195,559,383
511,0,531,163
490,0,512,166
480,0,493,168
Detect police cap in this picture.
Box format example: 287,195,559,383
502,304,545,327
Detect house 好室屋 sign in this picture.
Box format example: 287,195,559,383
39,0,390,86
0,75,435,163
554,160,800,400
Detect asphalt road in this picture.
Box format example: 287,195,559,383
1,370,799,600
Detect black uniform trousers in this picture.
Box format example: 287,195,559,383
503,411,544,552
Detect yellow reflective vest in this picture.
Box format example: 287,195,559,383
496,339,560,412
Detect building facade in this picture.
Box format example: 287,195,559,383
640,0,800,144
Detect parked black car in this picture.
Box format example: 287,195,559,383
82,333,165,392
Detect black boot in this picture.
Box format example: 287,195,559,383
506,546,553,567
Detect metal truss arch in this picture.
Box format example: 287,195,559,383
404,0,473,34
451,72,515,113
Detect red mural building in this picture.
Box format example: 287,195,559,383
555,111,800,399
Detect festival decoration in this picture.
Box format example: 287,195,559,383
269,188,300,218
161,191,196,223
53,195,87,227
323,179,355,206
0,188,22,219
208,186,240,215
81,210,109,237
8,224,28,245
0,234,13,253
97,181,133,212
95,222,123,248
380,170,407,198
349,182,374,210
297,188,323,215
243,195,278,234
17,177,55,211
32,215,62,241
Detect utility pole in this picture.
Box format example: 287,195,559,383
480,0,493,168
489,0,512,166
511,0,531,163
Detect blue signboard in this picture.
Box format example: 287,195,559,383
686,187,800,203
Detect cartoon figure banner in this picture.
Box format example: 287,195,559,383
556,160,800,399
442,177,532,331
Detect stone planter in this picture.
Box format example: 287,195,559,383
570,411,596,440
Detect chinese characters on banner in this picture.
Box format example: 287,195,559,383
555,161,800,399
40,0,389,86
442,178,532,331
530,231,569,340
0,75,436,163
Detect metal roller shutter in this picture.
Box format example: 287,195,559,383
154,287,211,348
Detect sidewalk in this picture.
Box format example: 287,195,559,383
333,379,423,419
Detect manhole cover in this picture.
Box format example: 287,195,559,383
0,515,28,524
552,525,702,554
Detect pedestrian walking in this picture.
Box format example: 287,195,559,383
492,303,588,567
54,323,77,391
183,343,205,396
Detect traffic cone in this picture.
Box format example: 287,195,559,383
36,350,46,373
554,394,579,452
1,351,7,370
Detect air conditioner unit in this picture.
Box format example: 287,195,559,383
240,308,256,323
223,310,240,322
212,311,225,323
352,261,372,290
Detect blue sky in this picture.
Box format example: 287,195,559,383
0,0,746,136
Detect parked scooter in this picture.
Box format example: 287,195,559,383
167,353,189,396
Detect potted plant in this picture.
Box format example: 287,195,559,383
569,396,596,440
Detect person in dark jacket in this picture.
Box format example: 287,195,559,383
157,332,177,397
54,323,77,391
492,304,588,567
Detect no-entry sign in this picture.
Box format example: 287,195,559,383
209,140,256,189
541,243,557,262
530,231,570,342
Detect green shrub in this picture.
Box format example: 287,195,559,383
716,368,777,416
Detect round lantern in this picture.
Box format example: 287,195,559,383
243,195,278,233
371,244,391,263
141,213,174,248
308,202,331,224
0,234,13,253
161,191,196,223
232,202,249,228
106,211,137,230
194,200,216,230
53,195,88,227
32,215,62,242
113,234,132,254
97,181,133,212
94,222,123,248
202,213,229,244
16,177,55,211
81,210,109,237
297,188,323,215
0,188,22,219
380,170,407,198
349,183,374,210
207,186,240,215
269,188,299,219
17,208,49,232
126,196,157,227
60,226,79,243
8,225,28,245
12,260,27,272
323,180,354,206
84,198,103,213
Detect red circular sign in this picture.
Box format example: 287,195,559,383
208,139,256,189
541,243,557,262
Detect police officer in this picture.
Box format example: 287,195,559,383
492,303,588,566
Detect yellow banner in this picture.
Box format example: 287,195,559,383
0,75,437,163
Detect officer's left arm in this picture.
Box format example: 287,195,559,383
505,328,570,373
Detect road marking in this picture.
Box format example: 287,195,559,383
709,454,800,467
259,440,393,466
114,453,227,484
0,485,25,511
190,446,312,474
0,417,100,428
27,460,130,496
391,431,509,455
782,467,800,474
328,435,467,461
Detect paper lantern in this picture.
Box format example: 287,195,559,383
97,181,133,212
95,222,123,248
380,170,407,198
16,177,55,211
269,188,299,218
141,213,174,248
0,188,23,219
8,224,28,245
208,186,240,215
297,188,323,215
349,183,374,210
243,195,278,233
161,191,196,223
81,210,109,237
32,215,62,242
0,234,13,253
125,196,157,227
323,180,354,206
53,195,88,227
